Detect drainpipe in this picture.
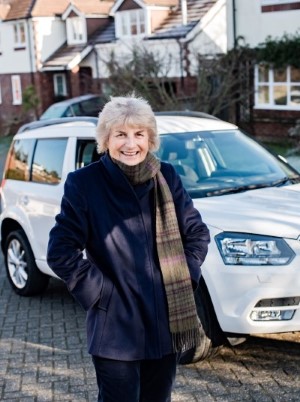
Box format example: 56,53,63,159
93,44,101,92
26,19,34,83
232,0,237,48
232,0,239,124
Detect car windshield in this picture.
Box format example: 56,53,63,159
156,129,300,198
40,104,68,120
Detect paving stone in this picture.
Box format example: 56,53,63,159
1,252,300,402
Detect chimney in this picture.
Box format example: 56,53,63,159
181,0,187,25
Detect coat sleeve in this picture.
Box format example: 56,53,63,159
47,171,105,311
163,163,210,288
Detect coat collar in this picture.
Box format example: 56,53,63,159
99,152,136,196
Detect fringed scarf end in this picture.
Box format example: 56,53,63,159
171,327,201,354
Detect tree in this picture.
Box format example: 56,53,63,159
101,45,255,120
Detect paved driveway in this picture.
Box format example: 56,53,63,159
0,249,300,402
1,140,300,401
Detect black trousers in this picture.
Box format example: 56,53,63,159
92,353,178,402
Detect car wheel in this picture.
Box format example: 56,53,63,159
4,230,49,296
179,280,225,365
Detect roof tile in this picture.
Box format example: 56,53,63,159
151,0,217,38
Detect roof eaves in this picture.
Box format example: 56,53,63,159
110,0,145,15
62,4,82,20
67,45,93,70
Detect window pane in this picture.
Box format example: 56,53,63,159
139,10,145,34
11,75,22,105
274,68,286,82
32,139,67,184
76,140,98,169
54,74,66,96
291,67,300,82
20,24,25,43
5,139,35,181
130,12,138,35
274,86,287,105
13,25,18,43
56,77,64,94
121,14,129,36
258,65,269,82
291,85,300,105
257,86,269,103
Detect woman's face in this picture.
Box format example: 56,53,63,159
107,124,150,165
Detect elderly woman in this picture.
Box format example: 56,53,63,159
47,95,210,402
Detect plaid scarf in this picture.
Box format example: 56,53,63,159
112,153,200,353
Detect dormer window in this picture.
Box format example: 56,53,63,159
66,16,86,44
116,9,146,38
13,22,26,48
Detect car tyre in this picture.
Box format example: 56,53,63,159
4,230,49,296
179,280,225,364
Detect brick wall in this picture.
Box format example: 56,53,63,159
249,109,300,141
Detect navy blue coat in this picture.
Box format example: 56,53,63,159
47,154,210,360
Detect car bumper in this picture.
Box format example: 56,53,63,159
203,237,300,334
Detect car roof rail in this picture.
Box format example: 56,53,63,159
18,116,99,133
155,111,221,120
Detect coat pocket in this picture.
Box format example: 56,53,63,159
86,277,114,355
97,276,114,311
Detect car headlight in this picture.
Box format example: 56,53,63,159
215,232,295,265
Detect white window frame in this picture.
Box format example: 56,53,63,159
53,74,67,97
254,64,300,110
13,22,26,48
66,17,86,44
115,9,146,38
0,82,2,104
11,75,22,105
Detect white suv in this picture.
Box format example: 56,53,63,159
1,113,300,363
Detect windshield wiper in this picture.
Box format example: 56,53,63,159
272,175,300,186
206,177,297,197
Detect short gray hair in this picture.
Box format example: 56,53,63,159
95,94,159,153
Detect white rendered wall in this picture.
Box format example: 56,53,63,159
228,0,300,48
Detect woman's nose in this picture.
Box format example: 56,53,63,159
125,136,136,147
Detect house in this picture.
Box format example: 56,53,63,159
0,0,300,140
228,0,300,139
0,0,114,130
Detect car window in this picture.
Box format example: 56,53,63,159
5,139,35,181
156,129,298,198
40,104,69,120
69,103,82,116
32,139,67,184
63,106,74,117
76,140,99,169
80,98,103,116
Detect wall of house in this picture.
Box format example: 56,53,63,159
0,72,33,132
34,17,66,64
229,1,300,48
95,37,183,81
254,110,299,137
0,20,33,74
188,0,227,75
